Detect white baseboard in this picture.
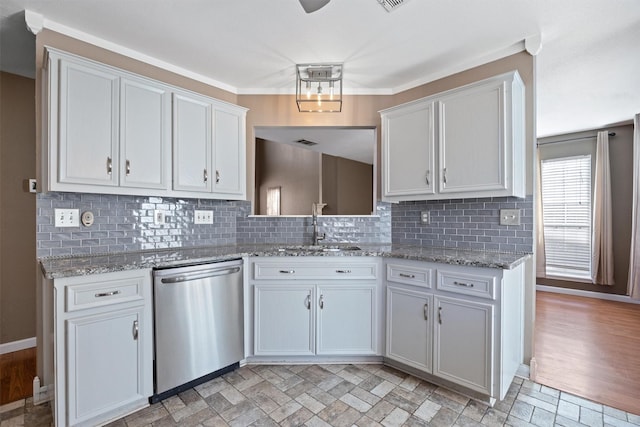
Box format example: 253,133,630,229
0,337,36,355
32,377,53,405
536,285,640,304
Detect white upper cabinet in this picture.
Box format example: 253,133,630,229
56,57,119,187
172,93,247,199
44,48,247,200
172,92,213,193
213,107,246,197
381,71,525,201
120,77,170,190
382,101,435,198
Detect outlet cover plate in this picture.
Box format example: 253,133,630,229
500,209,521,226
420,211,430,224
194,210,214,224
54,209,79,227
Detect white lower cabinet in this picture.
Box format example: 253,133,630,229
386,286,432,372
48,269,153,427
316,285,376,355
249,257,380,358
384,258,523,402
254,285,314,355
433,296,493,395
66,307,146,425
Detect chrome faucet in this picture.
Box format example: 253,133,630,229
312,204,325,245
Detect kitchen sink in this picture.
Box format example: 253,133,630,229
277,245,361,253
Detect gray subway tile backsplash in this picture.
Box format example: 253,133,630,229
391,195,534,253
36,192,533,258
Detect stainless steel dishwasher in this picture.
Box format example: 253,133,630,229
151,259,244,402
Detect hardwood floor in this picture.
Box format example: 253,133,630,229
534,290,640,415
0,347,35,405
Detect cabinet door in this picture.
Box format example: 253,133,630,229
438,80,506,194
58,59,119,186
120,77,170,189
254,285,314,355
434,296,493,395
382,101,435,198
66,307,145,425
172,92,212,192
213,107,245,197
316,285,376,355
386,286,432,372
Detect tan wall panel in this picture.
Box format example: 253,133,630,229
0,72,36,344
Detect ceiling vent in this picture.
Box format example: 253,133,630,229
294,139,318,146
377,0,409,12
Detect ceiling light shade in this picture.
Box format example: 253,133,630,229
296,64,342,112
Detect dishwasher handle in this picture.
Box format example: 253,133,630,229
159,266,241,284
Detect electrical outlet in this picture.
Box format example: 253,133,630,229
194,210,214,224
500,209,521,226
54,209,80,227
154,210,166,225
420,211,430,224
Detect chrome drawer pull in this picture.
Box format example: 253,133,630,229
94,290,121,298
453,281,474,288
319,294,324,309
106,157,112,175
438,306,442,324
423,303,428,321
203,169,208,183
125,159,131,176
279,270,295,274
132,320,139,340
336,269,351,274
399,273,415,279
216,170,220,183
304,294,311,310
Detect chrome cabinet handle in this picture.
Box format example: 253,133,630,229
132,320,139,340
279,270,295,274
216,170,220,183
304,294,311,310
443,167,447,184
453,281,474,288
438,306,442,324
423,303,428,321
95,290,120,298
425,170,430,185
125,160,131,176
203,169,208,183
107,157,112,175
399,273,415,279
319,294,324,309
336,269,351,274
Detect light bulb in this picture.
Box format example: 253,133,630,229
306,81,311,99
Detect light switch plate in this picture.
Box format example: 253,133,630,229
55,209,79,227
500,209,521,226
194,210,214,224
154,210,166,225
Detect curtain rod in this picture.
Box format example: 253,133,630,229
537,131,616,146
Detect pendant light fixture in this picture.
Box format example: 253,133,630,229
296,64,342,112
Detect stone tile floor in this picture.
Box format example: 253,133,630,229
1,364,639,427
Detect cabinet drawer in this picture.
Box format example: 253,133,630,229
386,264,433,288
436,270,496,300
253,262,377,280
66,276,145,312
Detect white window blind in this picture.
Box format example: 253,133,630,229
541,155,592,280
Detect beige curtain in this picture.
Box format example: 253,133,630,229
629,114,640,298
535,148,546,278
591,131,614,285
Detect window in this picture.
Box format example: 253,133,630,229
541,155,592,279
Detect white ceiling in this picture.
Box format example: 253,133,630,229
1,0,639,137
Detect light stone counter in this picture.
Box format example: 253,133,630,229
39,243,530,279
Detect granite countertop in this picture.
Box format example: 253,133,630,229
39,243,531,279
